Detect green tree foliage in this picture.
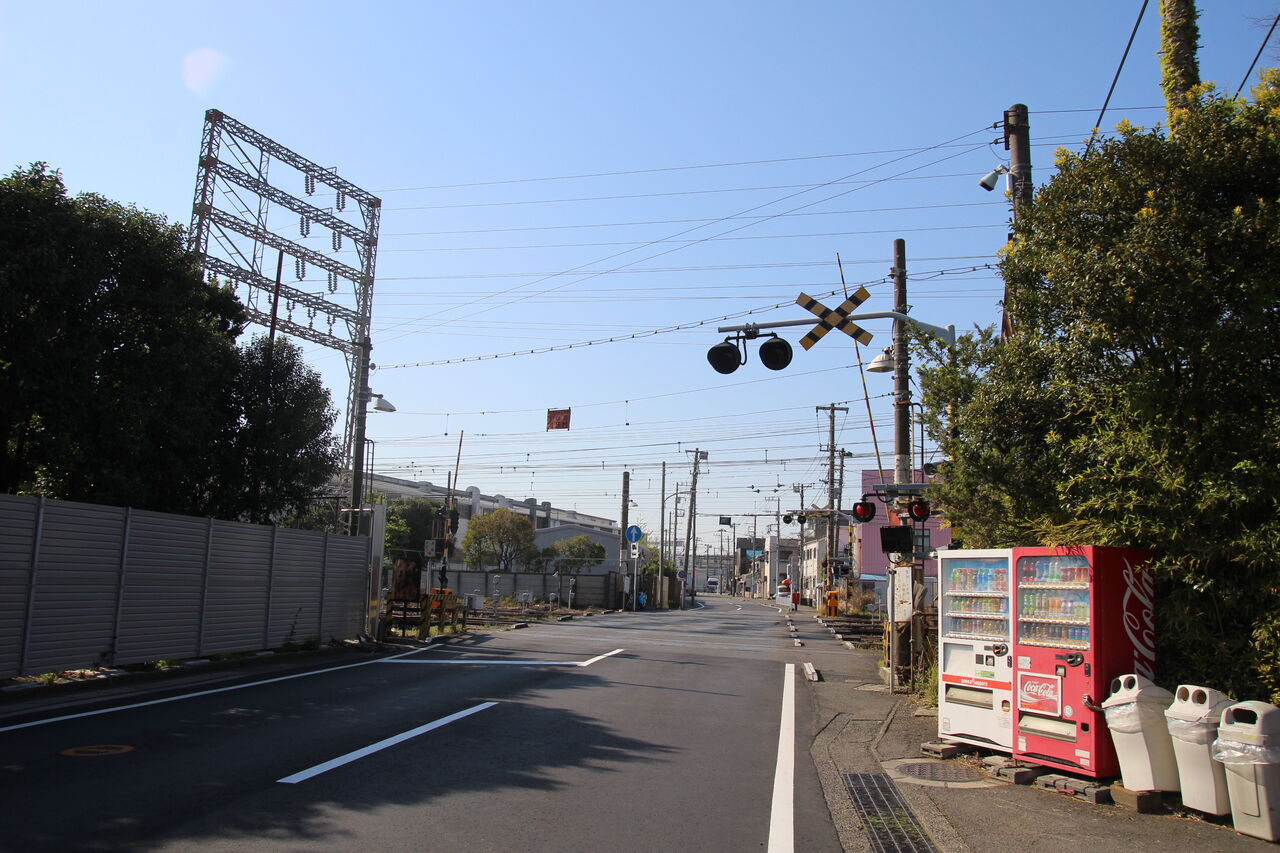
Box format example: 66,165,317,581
211,335,342,524
0,164,343,522
916,76,1280,702
383,498,444,554
541,534,607,573
460,508,538,571
0,164,243,512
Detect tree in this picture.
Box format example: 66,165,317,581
383,497,445,555
0,164,346,524
541,534,607,573
0,163,244,513
207,335,342,524
460,508,538,571
916,74,1280,702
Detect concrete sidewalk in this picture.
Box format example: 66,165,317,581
780,604,1277,853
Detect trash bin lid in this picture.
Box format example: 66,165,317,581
1102,673,1175,709
1218,700,1280,744
1164,684,1234,723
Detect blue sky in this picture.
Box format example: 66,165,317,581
2,1,1275,550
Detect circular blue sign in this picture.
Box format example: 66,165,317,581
625,524,642,543
677,570,687,579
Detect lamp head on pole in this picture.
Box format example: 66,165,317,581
867,347,895,373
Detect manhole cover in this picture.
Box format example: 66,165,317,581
896,761,984,783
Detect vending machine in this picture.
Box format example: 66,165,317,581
937,549,1014,752
1011,545,1154,778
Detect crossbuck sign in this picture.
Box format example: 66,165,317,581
795,287,874,350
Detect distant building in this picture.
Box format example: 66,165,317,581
853,468,951,610
362,472,620,570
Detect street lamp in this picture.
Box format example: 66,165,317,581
350,386,397,533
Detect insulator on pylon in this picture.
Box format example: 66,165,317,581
328,271,338,293
336,191,346,212
295,258,305,280
300,215,310,237
304,174,315,195
332,232,342,252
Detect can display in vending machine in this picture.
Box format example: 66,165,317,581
1012,545,1153,778
937,549,1015,753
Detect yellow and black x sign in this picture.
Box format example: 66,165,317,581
796,288,874,350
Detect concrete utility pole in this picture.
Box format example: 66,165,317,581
619,471,630,570
1002,104,1032,337
619,470,631,608
683,450,706,604
659,461,667,608
892,239,911,493
816,404,848,590
891,239,917,679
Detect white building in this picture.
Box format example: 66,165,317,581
363,473,622,570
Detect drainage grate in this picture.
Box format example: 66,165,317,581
897,761,984,783
842,773,941,853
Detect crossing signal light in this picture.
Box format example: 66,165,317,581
758,335,793,371
783,514,793,524
851,501,876,523
906,499,931,523
707,340,743,374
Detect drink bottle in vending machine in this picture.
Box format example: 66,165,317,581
1011,545,1153,777
937,549,1014,752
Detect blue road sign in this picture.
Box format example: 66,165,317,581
625,525,642,543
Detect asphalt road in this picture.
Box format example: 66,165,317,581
0,597,845,853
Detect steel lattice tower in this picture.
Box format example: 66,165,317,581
188,109,382,519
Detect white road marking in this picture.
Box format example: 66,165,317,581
578,648,625,667
277,701,498,784
768,663,795,853
0,647,433,734
378,648,623,668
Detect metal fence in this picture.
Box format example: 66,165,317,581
0,494,371,678
435,569,620,610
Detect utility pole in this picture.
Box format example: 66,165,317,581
619,470,631,609
659,461,666,609
684,450,706,605
1002,104,1032,337
816,404,848,594
890,240,918,680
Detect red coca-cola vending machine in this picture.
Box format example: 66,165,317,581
1011,545,1154,778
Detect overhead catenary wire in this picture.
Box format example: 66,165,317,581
1083,0,1151,161
371,126,996,347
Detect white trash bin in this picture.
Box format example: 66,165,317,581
1212,701,1280,841
1102,674,1180,792
1165,685,1234,815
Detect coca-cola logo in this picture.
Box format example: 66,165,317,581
1019,674,1061,714
1120,557,1156,680
1020,679,1058,701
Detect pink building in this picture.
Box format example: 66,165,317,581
854,469,951,605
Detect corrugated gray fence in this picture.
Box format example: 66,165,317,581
440,569,620,610
0,494,371,679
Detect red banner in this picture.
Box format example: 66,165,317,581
546,408,571,430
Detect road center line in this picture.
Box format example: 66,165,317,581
277,702,498,784
768,663,795,853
